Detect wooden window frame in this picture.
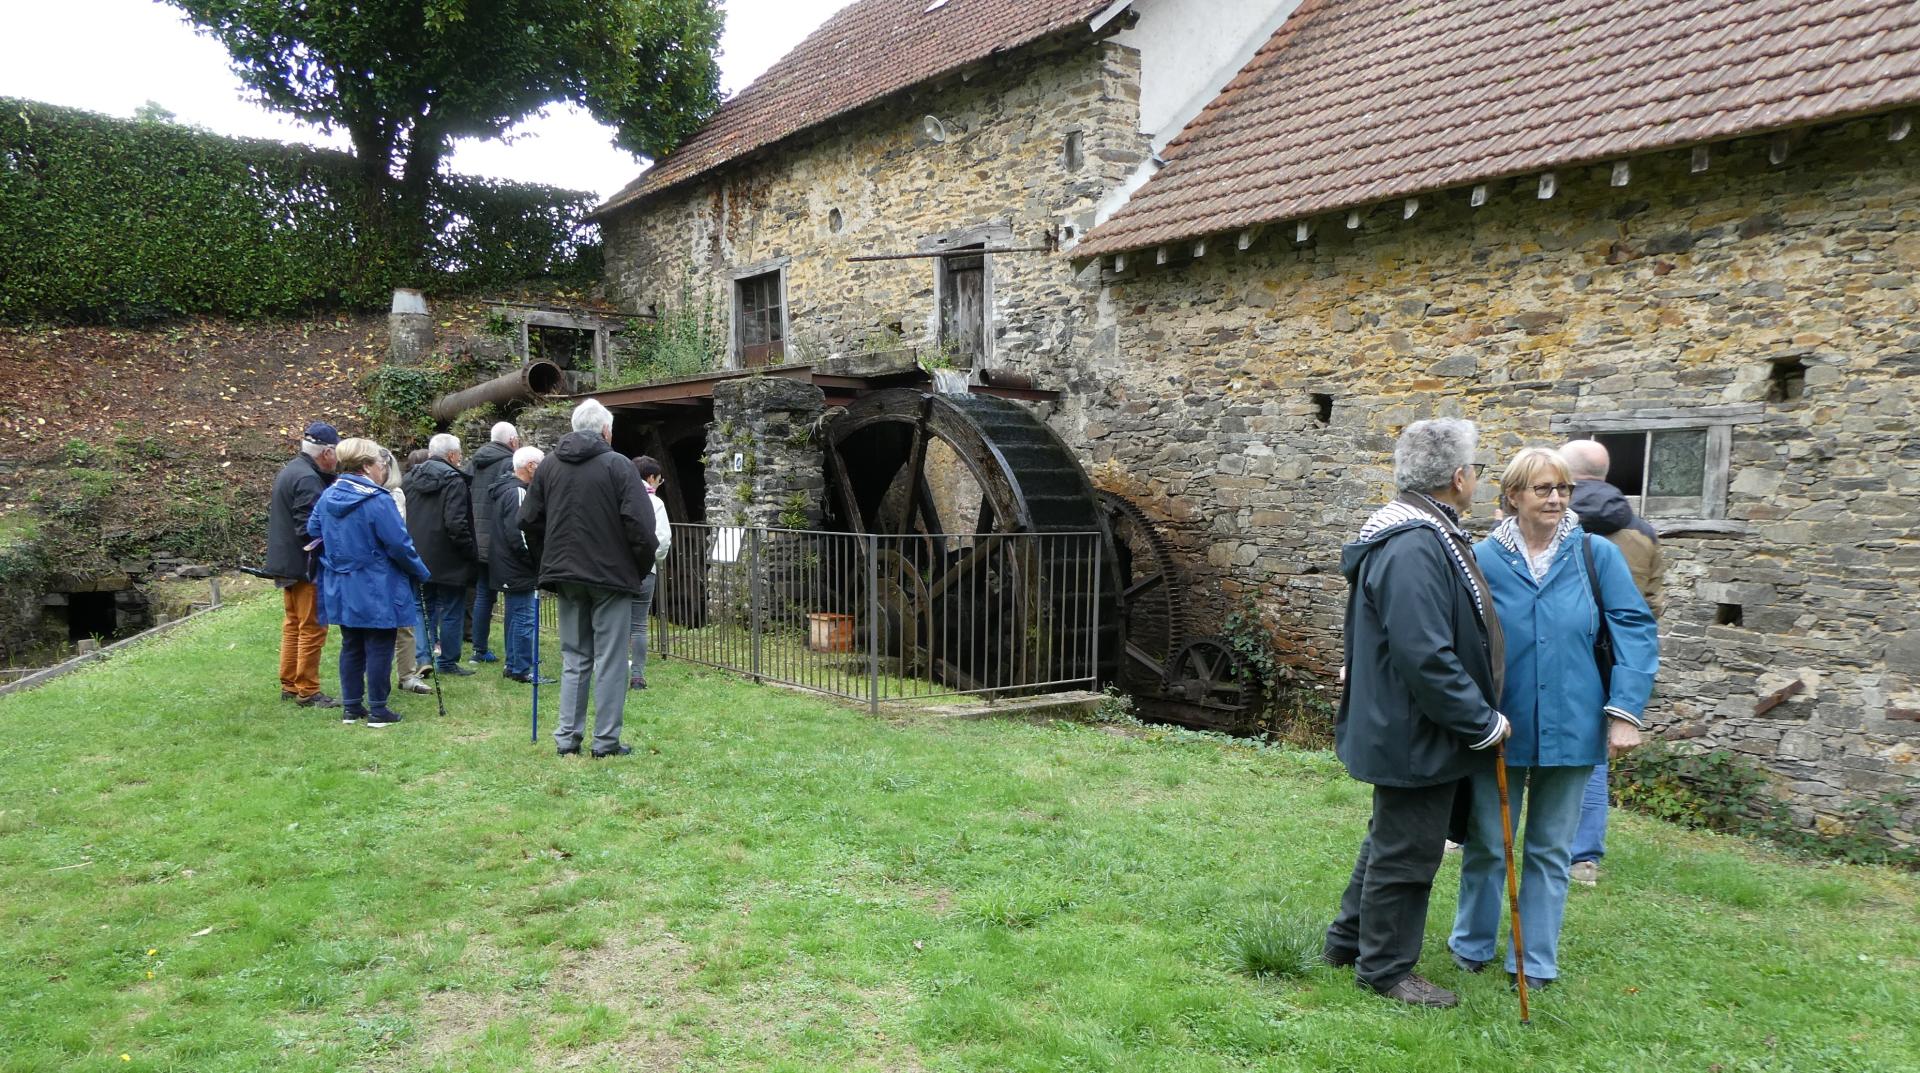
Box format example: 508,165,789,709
1549,404,1762,536
728,257,790,369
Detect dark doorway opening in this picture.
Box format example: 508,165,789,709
63,592,118,642
1594,431,1646,497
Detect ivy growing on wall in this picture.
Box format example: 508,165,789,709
0,98,601,325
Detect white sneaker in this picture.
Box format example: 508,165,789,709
398,675,432,694
1569,860,1601,886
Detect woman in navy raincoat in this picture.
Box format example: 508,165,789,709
307,437,431,726
1449,447,1658,987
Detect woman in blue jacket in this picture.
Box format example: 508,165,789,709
307,438,431,727
1450,447,1658,987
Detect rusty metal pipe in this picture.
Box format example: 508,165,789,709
429,361,564,423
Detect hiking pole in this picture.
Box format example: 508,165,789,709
418,586,446,719
1494,743,1530,1025
530,588,541,744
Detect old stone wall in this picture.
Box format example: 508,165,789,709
706,377,828,530
1067,118,1919,835
601,39,1148,373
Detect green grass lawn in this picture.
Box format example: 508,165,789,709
2,594,1916,1072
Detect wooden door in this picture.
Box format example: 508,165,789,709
939,248,985,366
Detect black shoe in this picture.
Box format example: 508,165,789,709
1322,947,1358,969
438,664,476,677
367,709,403,728
297,692,340,709
281,689,299,702
471,651,499,664
556,743,582,757
1508,972,1553,991
1367,973,1459,1008
342,706,369,724
1451,951,1489,974
628,677,648,690
591,744,633,758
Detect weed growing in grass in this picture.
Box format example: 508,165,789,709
1226,905,1325,979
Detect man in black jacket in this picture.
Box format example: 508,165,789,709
489,445,549,684
403,433,477,675
266,421,339,707
1325,418,1510,1009
519,400,656,758
466,421,520,665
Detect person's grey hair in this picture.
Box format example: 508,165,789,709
300,439,333,460
572,399,614,435
1393,418,1478,493
512,445,544,470
377,448,403,491
428,433,460,460
1559,439,1610,480
491,421,519,445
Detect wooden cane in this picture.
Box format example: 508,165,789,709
1494,744,1530,1025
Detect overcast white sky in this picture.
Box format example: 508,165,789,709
0,0,854,201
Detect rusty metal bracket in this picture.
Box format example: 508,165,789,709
1753,678,1806,717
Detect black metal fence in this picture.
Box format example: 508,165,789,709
635,524,1104,710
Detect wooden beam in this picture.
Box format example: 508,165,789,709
1237,226,1261,251
1192,238,1207,258
1768,132,1794,165
1537,172,1557,199
1155,246,1169,265
1402,198,1419,220
1470,184,1487,207
1112,254,1127,273
1691,145,1711,173
1293,221,1311,244
1611,160,1631,187
1345,209,1361,230
1891,114,1913,142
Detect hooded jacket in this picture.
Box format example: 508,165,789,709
1335,494,1508,787
468,440,516,563
487,473,537,593
1571,479,1665,612
518,430,656,594
1476,517,1660,767
266,453,333,581
402,458,476,586
305,473,430,628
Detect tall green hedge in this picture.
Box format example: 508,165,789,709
0,97,602,324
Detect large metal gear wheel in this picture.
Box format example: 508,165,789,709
1160,636,1264,733
1096,490,1191,692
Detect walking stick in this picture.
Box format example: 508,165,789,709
418,586,446,719
1494,743,1530,1025
531,588,541,744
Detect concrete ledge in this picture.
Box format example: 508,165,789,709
886,690,1106,723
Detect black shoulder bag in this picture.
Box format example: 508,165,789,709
1579,534,1615,692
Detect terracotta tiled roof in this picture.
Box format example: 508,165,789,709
1077,0,1920,257
592,0,1112,218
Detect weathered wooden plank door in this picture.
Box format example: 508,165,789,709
735,272,784,367
940,249,985,366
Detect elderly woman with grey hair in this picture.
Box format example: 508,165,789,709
1326,417,1510,1009
1448,446,1658,989
378,448,431,696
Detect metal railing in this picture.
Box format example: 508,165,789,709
638,524,1103,710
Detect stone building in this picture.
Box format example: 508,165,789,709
591,0,1920,835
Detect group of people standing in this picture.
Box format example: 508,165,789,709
1327,418,1662,1008
264,400,669,753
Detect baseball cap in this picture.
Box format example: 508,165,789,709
303,421,341,446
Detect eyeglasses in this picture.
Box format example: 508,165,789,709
1472,463,1487,477
1529,483,1575,499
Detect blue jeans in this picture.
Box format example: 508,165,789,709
1450,763,1593,980
1570,762,1609,864
502,589,536,678
338,626,396,712
419,583,466,670
470,562,497,656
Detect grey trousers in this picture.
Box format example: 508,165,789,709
628,572,658,683
554,582,633,753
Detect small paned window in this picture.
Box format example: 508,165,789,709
1589,428,1714,518
733,270,785,367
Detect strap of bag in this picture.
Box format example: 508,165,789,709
1581,534,1616,689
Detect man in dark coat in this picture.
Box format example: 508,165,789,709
266,421,340,707
466,421,520,665
519,400,656,758
1326,418,1510,1009
403,433,477,675
1561,439,1667,886
489,445,548,684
